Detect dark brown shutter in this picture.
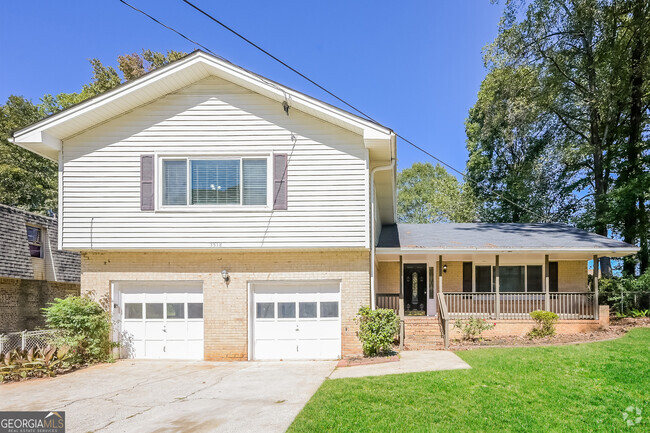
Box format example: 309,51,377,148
462,262,473,292
549,262,559,292
273,153,288,210
140,154,155,211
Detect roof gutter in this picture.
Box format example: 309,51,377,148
370,158,396,309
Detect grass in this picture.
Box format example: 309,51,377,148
289,328,650,433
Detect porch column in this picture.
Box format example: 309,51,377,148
495,255,500,319
438,255,443,293
399,255,404,351
545,254,550,312
593,254,599,320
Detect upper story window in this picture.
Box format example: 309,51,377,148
26,226,42,258
161,157,268,207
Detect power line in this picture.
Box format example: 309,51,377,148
118,0,549,222
118,0,218,58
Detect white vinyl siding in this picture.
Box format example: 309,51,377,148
61,76,369,249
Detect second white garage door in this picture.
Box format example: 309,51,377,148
251,282,341,360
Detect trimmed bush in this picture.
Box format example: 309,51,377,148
528,310,559,338
355,306,400,357
453,317,495,341
42,296,113,363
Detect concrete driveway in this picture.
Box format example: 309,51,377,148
0,359,336,433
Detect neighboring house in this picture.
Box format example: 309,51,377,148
11,51,638,360
0,205,80,332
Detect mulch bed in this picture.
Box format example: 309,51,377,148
337,353,399,368
450,317,650,350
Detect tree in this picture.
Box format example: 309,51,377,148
397,162,477,223
467,0,650,275
0,96,57,213
0,49,188,215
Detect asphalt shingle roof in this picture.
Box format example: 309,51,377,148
377,223,637,251
0,204,80,282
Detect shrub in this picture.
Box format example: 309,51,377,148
355,306,400,356
42,296,113,363
599,270,650,315
528,310,558,338
453,317,495,341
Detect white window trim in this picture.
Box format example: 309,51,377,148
155,153,273,212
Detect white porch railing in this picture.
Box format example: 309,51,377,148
444,292,596,320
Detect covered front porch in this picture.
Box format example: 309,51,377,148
375,253,599,321
373,223,639,349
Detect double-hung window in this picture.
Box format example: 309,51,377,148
161,157,268,207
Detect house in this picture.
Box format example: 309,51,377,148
10,51,638,360
0,205,80,332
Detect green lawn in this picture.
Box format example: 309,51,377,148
289,328,650,433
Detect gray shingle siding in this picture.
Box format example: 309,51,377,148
0,204,80,282
378,223,637,250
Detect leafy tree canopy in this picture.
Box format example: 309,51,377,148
0,49,187,215
398,162,477,223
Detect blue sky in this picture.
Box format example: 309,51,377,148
0,0,504,173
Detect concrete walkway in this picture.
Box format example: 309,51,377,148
329,351,471,379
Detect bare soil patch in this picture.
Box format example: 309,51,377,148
451,317,650,350
337,353,399,368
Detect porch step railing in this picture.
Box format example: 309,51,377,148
437,292,449,349
443,292,596,320
376,293,399,313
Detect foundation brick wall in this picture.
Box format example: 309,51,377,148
447,306,609,339
81,250,370,360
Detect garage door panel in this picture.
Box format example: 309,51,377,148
145,340,164,357
252,282,341,360
187,322,203,336
163,341,185,358
313,321,340,335
165,322,187,339
318,340,340,358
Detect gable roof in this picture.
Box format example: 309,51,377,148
11,50,395,161
377,223,639,256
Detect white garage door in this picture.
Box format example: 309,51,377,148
117,282,204,360
252,282,341,360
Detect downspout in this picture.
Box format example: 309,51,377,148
370,159,395,309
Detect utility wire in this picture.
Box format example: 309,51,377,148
118,0,549,222
118,0,219,58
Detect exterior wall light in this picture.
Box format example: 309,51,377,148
443,264,447,273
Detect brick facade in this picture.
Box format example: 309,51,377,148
0,277,80,332
81,250,370,360
376,261,399,293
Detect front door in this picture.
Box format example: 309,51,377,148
404,264,427,315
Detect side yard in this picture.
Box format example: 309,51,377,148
289,328,650,432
